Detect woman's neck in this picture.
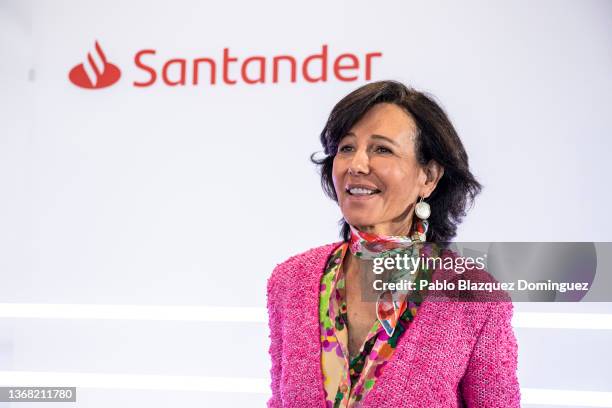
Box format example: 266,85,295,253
354,215,414,237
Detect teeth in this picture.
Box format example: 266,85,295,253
349,187,378,195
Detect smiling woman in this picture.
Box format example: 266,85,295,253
330,102,444,240
266,81,520,407
313,81,482,243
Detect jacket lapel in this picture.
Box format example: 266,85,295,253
282,242,343,406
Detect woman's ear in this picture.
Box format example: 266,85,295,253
421,160,444,198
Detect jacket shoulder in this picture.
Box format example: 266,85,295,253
266,241,343,299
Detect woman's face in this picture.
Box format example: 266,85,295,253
332,103,440,236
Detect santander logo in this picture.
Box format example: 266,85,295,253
69,41,121,89
69,41,382,89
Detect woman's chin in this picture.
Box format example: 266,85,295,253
343,216,378,229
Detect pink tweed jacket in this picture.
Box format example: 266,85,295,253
266,242,521,407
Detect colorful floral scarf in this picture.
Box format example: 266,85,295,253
320,244,421,407
319,220,435,407
347,220,428,337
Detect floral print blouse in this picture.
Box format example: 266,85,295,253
319,242,423,407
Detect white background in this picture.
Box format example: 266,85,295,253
1,0,611,406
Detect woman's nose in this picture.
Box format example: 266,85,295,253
348,150,370,175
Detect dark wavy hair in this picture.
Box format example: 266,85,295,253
310,80,482,242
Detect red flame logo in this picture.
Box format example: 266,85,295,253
69,41,121,89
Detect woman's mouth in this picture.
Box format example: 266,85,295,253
345,186,382,200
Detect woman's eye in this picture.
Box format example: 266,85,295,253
338,145,354,153
375,146,392,154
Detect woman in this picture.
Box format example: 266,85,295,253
266,81,520,407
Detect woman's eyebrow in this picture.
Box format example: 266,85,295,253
371,134,399,146
344,132,399,147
